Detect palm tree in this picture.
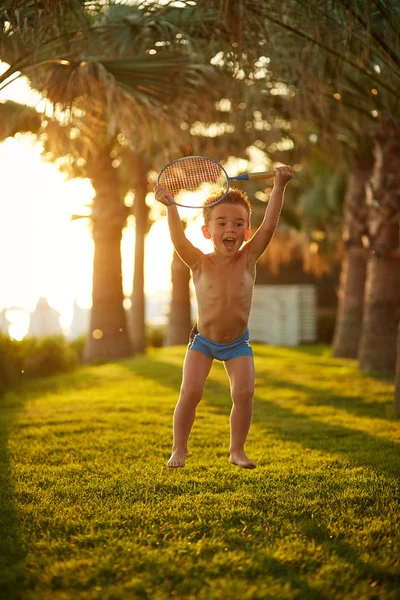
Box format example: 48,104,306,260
358,116,400,375
0,2,217,361
124,150,152,354
260,0,400,377
395,323,400,417
164,221,192,347
332,146,374,358
2,0,284,360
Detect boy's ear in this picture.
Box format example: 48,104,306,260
202,224,211,239
244,227,251,241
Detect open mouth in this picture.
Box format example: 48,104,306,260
223,237,236,250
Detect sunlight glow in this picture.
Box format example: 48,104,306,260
0,59,270,342
0,59,188,340
190,121,235,137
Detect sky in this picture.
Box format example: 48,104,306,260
0,63,210,339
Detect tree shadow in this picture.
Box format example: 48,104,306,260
121,356,400,479
1,366,121,403
255,373,395,420
0,399,26,600
295,516,400,589
286,345,394,383
2,352,398,600
0,362,135,600
279,344,329,357
121,355,400,596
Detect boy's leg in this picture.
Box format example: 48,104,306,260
224,356,256,469
168,349,213,467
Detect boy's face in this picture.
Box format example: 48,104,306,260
202,203,251,255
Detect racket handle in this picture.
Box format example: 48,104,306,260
247,171,275,180
232,171,275,182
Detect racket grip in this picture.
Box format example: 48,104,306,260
247,171,275,180
232,171,275,181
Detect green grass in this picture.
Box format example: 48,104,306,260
1,345,399,600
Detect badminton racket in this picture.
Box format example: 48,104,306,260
157,155,275,208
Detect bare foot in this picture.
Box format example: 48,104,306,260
230,451,256,469
167,449,187,468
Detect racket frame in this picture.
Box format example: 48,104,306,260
157,155,230,209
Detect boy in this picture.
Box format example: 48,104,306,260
155,165,293,469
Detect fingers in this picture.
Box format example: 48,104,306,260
154,184,173,205
274,165,294,183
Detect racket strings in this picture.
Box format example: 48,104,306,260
160,157,226,197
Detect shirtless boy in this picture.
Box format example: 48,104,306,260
155,165,293,469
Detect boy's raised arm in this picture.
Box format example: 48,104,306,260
155,185,202,269
246,165,293,262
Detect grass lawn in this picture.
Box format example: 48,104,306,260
0,344,399,600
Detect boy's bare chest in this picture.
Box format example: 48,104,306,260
194,257,255,297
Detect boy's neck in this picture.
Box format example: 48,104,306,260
208,250,240,265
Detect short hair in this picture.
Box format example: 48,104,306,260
203,187,251,225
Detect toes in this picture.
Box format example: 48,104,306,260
167,458,185,468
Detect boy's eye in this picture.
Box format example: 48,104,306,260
236,223,243,227
218,222,225,226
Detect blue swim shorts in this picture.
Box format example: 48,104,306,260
188,325,253,361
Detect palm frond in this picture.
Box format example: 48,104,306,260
264,0,400,111
42,53,215,116
0,99,41,140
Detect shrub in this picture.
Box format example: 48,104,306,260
0,334,24,390
0,334,83,393
146,325,166,348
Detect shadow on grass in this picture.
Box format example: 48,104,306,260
121,355,400,595
286,344,395,382
276,344,329,357
0,399,26,600
255,373,395,421
121,356,400,479
2,350,398,599
296,516,400,587
0,363,129,600
0,365,120,404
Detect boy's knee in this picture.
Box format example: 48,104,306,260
231,384,254,404
180,383,204,404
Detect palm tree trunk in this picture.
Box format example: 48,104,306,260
395,322,400,418
332,157,371,358
165,247,192,347
358,117,400,375
129,169,150,353
83,150,132,362
358,243,400,375
332,248,368,358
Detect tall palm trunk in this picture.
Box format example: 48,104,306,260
333,157,371,358
395,322,400,418
129,154,151,353
83,150,132,362
358,117,400,375
165,238,192,346
358,247,400,374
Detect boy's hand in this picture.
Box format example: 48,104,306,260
274,165,294,187
154,184,173,206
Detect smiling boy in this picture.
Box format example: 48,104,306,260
155,165,293,469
